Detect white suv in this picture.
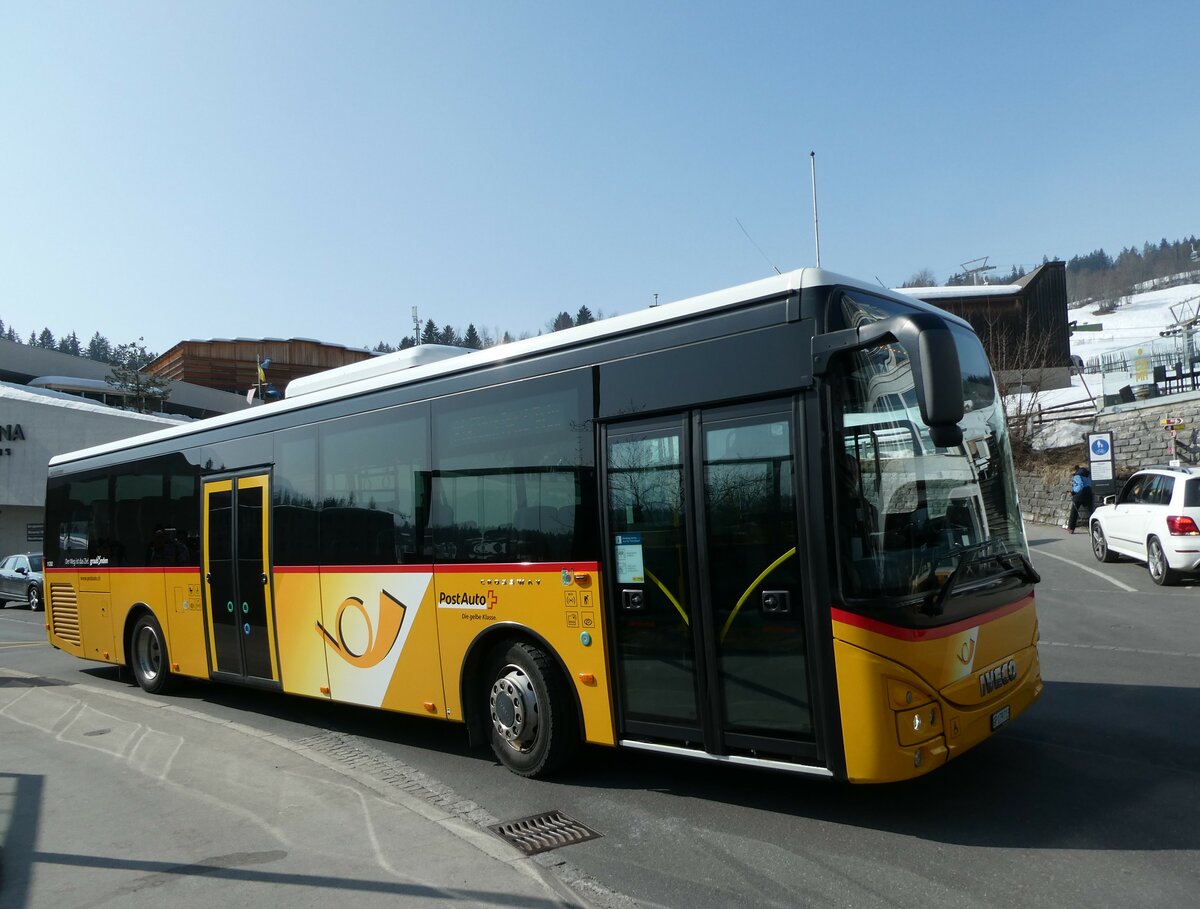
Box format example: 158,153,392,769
1090,466,1200,585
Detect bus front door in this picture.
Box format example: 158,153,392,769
202,474,280,685
604,404,815,763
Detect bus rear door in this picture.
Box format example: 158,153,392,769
202,473,281,685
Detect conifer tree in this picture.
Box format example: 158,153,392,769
87,332,112,363
105,338,171,413
58,332,82,356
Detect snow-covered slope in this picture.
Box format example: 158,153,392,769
1070,284,1200,364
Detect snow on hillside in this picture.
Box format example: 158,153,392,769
1069,283,1200,363
1009,283,1200,449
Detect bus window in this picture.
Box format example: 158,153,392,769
430,373,595,563
318,405,428,565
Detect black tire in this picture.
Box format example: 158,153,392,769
129,613,176,694
484,640,578,778
1091,523,1118,563
27,584,42,611
1147,537,1179,587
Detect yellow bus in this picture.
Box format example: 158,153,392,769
43,269,1042,782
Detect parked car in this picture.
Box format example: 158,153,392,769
1089,467,1200,585
0,552,44,610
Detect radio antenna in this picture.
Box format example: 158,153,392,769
810,151,821,268
735,217,781,275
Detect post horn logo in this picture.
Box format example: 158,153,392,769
956,638,976,666
317,589,407,669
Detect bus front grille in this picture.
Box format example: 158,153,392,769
50,584,81,646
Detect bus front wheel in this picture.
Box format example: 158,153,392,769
130,613,176,695
484,640,577,778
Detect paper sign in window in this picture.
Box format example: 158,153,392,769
615,533,644,584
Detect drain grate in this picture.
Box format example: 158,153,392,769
488,810,602,856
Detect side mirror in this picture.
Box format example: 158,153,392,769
814,312,964,448
1104,495,1116,506
15,566,27,575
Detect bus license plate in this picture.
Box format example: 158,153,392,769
990,705,1011,731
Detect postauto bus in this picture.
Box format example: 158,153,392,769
43,269,1041,782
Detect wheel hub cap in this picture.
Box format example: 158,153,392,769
490,666,539,748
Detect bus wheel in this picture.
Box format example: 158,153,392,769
485,641,577,778
130,613,176,694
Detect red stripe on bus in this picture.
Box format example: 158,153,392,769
273,565,435,574
831,593,1034,642
45,566,198,575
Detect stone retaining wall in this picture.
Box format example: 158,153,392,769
1017,388,1200,527
1017,470,1079,528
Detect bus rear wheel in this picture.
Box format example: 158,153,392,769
130,613,176,694
484,640,577,778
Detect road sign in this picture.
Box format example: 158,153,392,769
1088,431,1116,486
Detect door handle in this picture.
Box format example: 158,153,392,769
621,589,645,611
761,590,790,614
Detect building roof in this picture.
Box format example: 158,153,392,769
0,338,250,418
896,283,1022,299
0,381,182,424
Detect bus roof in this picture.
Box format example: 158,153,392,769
47,267,943,468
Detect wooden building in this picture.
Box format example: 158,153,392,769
145,338,376,398
900,260,1071,389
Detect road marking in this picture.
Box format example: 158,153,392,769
0,642,46,649
1032,548,1138,593
1042,640,1200,659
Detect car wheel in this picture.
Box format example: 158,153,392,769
130,613,176,694
1147,537,1179,586
27,584,42,611
1091,523,1118,563
484,640,578,778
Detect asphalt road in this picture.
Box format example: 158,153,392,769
3,525,1198,908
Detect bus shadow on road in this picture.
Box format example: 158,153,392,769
0,772,42,909
569,678,1200,851
72,666,1200,852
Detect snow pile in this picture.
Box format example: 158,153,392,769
1030,420,1090,451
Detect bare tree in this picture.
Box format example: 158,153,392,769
980,312,1060,466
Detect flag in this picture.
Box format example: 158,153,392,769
246,386,256,404
257,357,271,384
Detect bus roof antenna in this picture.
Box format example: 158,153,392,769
735,217,781,275
810,151,821,268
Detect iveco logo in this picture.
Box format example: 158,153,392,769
978,659,1018,698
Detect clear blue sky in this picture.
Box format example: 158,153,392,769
2,2,1195,355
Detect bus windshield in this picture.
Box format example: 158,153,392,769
832,318,1030,609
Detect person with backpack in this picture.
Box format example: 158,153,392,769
1064,465,1093,534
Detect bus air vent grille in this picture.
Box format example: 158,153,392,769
50,584,81,645
488,810,602,856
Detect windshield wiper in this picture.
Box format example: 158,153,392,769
924,541,1040,616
